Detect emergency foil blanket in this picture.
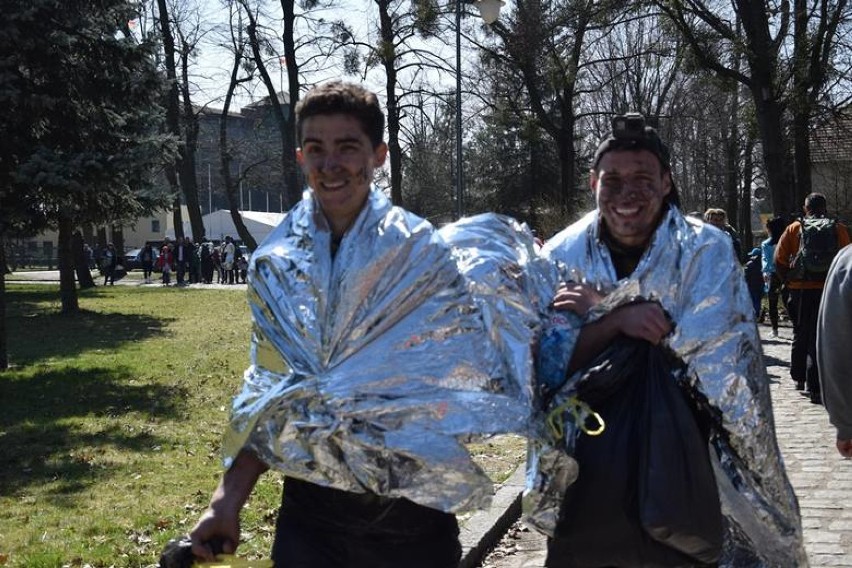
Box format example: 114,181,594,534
528,207,807,567
222,189,557,514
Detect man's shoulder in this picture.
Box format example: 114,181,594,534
541,211,597,257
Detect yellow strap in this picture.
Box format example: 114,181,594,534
546,395,605,442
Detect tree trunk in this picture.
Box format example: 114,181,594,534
723,82,740,232
157,0,188,240
0,242,7,370
171,196,184,240
792,107,812,207
72,230,95,289
740,131,757,248
179,44,205,241
82,223,94,246
57,215,79,314
377,0,402,205
243,2,301,211
220,40,258,251
751,87,796,217
736,0,796,217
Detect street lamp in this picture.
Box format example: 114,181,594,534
455,0,503,220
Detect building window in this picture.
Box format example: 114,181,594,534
151,219,160,233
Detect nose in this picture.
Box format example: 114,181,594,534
319,152,341,171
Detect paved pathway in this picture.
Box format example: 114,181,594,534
481,323,852,567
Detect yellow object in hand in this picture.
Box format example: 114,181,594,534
194,555,273,568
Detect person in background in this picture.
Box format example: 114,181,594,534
817,244,852,457
83,243,94,270
237,254,248,284
159,239,174,287
186,237,199,284
102,243,117,286
141,243,155,284
200,242,214,284
704,207,743,262
744,247,765,319
760,215,788,338
775,193,850,404
222,236,236,285
174,236,189,286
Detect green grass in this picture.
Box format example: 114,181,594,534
0,284,524,567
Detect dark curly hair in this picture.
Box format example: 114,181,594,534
295,81,385,149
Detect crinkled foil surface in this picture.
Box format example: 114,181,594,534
222,189,556,514
531,207,807,567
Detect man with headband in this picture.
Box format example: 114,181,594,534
187,82,548,567
532,113,805,566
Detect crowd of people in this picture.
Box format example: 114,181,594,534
142,236,249,287
701,199,850,408
85,238,248,288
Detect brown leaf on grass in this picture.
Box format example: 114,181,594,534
154,518,172,530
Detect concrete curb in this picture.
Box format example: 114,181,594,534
459,465,526,568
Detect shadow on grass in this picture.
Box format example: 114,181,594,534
6,286,174,364
0,366,187,497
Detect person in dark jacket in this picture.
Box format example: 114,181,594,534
102,243,118,286
744,247,765,318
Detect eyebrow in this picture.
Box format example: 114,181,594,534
301,135,364,146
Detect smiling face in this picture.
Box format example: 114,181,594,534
297,113,388,238
591,149,671,249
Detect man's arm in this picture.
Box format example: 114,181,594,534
817,245,852,457
189,448,269,560
567,302,672,373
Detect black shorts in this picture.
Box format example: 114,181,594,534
271,477,461,568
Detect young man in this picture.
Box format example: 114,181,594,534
189,81,535,567
774,193,850,404
535,114,805,566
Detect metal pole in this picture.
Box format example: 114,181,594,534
455,0,464,220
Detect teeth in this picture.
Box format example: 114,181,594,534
322,180,345,189
615,207,639,216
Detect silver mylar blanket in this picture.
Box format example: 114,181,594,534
532,207,807,567
222,188,557,514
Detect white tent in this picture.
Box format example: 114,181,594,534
168,209,286,243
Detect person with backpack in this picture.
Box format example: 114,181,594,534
775,192,850,404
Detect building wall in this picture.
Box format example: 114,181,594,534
9,209,172,267
812,162,852,222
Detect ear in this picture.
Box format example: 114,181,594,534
296,147,304,165
661,170,672,197
373,142,388,167
589,169,598,194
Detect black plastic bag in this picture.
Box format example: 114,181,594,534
548,338,722,568
639,346,723,564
